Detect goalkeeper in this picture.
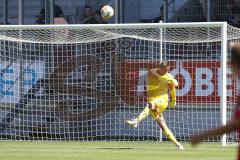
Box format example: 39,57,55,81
125,61,184,150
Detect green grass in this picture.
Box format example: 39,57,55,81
0,141,236,160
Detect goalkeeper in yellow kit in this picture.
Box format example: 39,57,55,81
125,61,184,150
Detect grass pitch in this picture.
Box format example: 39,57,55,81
0,141,236,160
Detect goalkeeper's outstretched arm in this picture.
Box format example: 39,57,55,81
169,79,178,108
169,84,176,108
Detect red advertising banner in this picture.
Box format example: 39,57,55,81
120,60,235,104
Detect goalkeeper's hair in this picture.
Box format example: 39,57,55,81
159,61,169,68
157,61,169,74
158,61,169,71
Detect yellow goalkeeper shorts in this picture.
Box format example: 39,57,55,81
148,98,168,119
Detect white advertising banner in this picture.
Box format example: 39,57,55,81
0,61,45,103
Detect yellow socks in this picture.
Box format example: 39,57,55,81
136,107,150,123
163,129,181,147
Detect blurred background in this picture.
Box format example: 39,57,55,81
0,0,239,27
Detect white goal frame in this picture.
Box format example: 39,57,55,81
0,22,228,145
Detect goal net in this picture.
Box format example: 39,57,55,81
0,23,236,144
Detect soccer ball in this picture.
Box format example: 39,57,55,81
101,5,114,20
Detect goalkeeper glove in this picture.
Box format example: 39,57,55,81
170,100,176,108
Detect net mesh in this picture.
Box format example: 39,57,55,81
0,25,225,44
0,23,237,143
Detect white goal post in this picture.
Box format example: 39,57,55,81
0,22,234,145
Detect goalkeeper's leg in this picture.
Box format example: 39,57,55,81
125,104,151,128
156,115,184,150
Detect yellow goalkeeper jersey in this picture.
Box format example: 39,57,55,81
147,71,178,102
